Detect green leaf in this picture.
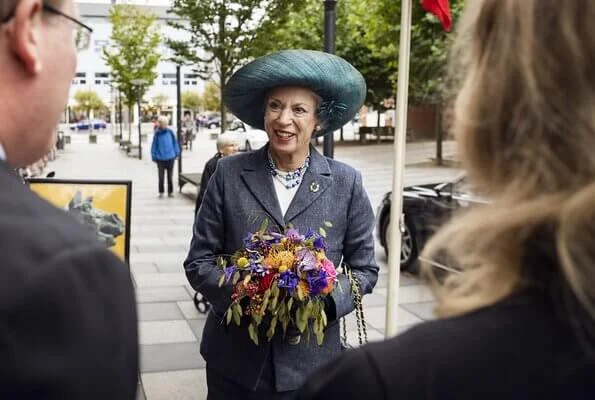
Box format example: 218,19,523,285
316,327,324,346
226,308,233,325
248,323,259,346
217,274,226,287
259,218,269,233
280,313,289,335
287,297,294,312
267,316,278,341
270,290,279,312
253,313,263,326
324,221,333,228
243,274,252,285
232,307,241,326
296,306,308,333
321,308,328,327
318,227,327,238
232,271,240,285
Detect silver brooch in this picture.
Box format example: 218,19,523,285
309,182,320,193
287,335,301,345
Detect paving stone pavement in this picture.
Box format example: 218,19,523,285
45,129,460,400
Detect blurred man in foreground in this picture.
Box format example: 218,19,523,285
0,1,138,398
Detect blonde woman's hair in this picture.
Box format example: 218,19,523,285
157,115,169,125
422,0,595,330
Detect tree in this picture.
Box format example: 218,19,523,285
182,91,202,113
166,0,294,132
201,81,220,112
151,93,170,113
252,0,394,107
103,4,161,139
73,90,105,119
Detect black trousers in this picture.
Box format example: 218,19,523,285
156,159,175,194
206,356,296,400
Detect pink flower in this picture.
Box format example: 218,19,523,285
321,258,337,283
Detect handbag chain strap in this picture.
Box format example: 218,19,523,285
340,263,368,347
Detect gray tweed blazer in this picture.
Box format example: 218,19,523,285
184,144,378,392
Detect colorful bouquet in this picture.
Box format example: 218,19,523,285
217,220,338,346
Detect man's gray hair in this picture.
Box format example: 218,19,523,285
217,133,239,149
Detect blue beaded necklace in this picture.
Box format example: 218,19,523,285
267,152,310,189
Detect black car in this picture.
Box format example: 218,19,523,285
376,173,488,272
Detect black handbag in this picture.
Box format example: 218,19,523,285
340,262,368,350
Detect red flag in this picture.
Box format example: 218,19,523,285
421,0,452,32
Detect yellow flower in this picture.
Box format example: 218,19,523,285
236,257,249,269
276,250,295,268
316,251,326,261
279,265,288,273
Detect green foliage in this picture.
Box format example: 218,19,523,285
103,4,161,108
201,81,220,112
73,90,105,117
182,91,202,112
167,0,294,130
257,0,465,106
151,94,169,112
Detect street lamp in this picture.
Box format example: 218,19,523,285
131,79,148,160
323,0,337,159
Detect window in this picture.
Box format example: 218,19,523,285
191,81,197,85
95,80,101,85
95,72,109,78
162,81,168,86
184,80,189,85
184,73,199,79
170,80,177,85
162,73,177,79
80,80,86,84
75,72,86,78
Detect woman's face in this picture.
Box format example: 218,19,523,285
264,86,319,157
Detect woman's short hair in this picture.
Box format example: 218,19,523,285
216,133,238,150
422,0,595,325
157,116,169,125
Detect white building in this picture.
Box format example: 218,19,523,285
72,1,204,113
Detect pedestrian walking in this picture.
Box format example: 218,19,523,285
298,0,595,399
151,115,180,198
0,1,138,398
184,49,378,399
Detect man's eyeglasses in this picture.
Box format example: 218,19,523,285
1,3,93,52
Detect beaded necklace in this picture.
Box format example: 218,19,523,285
267,152,310,189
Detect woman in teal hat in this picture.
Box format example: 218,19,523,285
184,49,379,399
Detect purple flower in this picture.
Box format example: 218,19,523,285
313,236,327,250
248,261,267,275
297,248,317,273
304,227,316,239
278,271,299,294
285,228,305,242
306,269,328,296
224,266,237,282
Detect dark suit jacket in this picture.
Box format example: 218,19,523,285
194,152,221,215
0,161,139,399
297,289,595,399
184,144,379,392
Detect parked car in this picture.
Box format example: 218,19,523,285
70,119,107,131
223,122,269,151
205,114,221,129
376,173,489,272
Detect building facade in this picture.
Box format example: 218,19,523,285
73,2,204,115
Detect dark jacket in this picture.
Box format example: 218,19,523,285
297,288,595,400
0,161,139,399
194,152,222,215
151,128,180,161
184,144,379,392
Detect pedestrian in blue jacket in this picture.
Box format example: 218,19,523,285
151,116,180,197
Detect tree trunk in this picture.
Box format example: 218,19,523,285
219,71,226,134
128,106,132,141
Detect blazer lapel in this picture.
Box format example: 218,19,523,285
240,146,285,228
284,146,333,223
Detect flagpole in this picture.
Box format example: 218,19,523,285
385,0,413,338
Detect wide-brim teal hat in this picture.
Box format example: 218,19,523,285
223,49,366,138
